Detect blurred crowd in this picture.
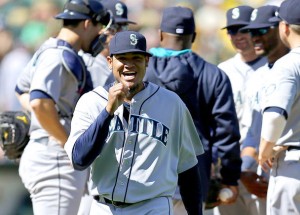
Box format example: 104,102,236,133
0,0,283,161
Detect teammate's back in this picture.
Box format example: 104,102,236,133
144,6,241,214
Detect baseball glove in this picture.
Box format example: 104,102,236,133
205,177,222,209
0,111,30,160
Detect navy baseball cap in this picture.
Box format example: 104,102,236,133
160,6,195,35
222,5,254,29
101,0,136,24
109,31,152,56
269,0,300,25
241,5,279,30
55,0,109,24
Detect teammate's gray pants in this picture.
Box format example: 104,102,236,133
19,138,89,215
267,150,300,215
90,196,173,215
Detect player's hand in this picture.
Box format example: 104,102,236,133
219,185,239,205
240,171,268,198
258,138,275,172
106,82,129,115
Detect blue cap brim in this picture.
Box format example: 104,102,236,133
114,17,136,24
221,21,249,29
240,23,275,30
110,49,152,56
269,16,281,23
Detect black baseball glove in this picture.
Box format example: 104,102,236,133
205,177,222,209
0,111,30,160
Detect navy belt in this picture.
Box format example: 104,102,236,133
93,196,134,207
287,146,300,151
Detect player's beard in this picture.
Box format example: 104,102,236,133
125,82,144,99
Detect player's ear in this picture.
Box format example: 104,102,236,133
83,19,91,29
107,55,113,69
145,56,149,67
191,32,196,43
159,30,163,42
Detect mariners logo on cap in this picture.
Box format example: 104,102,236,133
130,34,138,45
115,2,124,16
231,8,240,20
251,9,258,21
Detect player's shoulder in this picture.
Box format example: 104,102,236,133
218,55,236,69
278,48,298,63
147,82,185,104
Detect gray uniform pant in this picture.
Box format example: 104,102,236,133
19,138,89,215
266,149,300,215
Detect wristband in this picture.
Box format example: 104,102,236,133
241,155,257,172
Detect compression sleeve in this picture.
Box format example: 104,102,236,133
72,108,113,170
261,108,287,143
178,165,203,215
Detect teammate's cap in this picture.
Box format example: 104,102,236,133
101,0,136,24
109,31,152,56
241,5,279,30
222,5,254,29
269,0,300,25
55,0,110,25
160,6,195,35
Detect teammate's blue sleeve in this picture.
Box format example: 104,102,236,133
72,109,113,170
15,86,25,95
30,90,53,100
178,164,203,215
264,107,288,119
211,70,242,186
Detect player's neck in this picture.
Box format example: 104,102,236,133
240,50,259,63
57,28,81,52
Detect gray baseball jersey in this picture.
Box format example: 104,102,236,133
65,82,204,203
262,47,300,146
260,47,300,215
242,63,270,150
17,38,83,138
218,53,266,143
16,37,89,215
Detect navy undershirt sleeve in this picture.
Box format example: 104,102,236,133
72,108,113,170
264,106,288,120
30,90,52,100
178,164,203,215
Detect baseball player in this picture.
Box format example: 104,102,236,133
64,30,204,215
14,1,110,214
82,0,136,88
143,6,241,214
215,5,277,215
240,5,290,211
218,5,267,144
258,0,300,214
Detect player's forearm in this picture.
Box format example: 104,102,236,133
72,109,113,170
30,98,68,146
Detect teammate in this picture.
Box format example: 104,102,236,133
143,6,241,214
258,0,300,214
14,1,110,214
239,5,290,214
83,0,136,88
218,5,266,143
64,30,204,215
215,5,268,215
